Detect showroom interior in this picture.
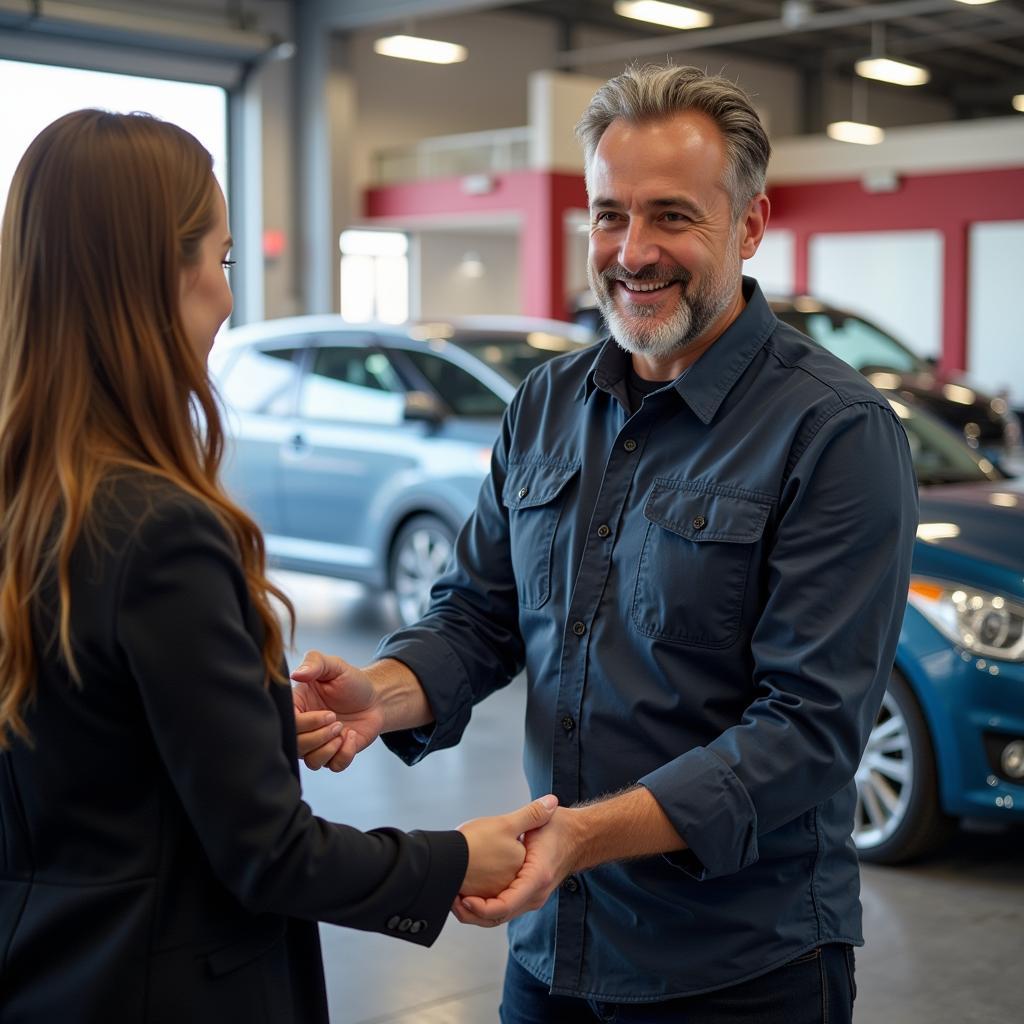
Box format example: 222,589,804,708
0,1,1022,1022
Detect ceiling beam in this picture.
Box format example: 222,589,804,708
549,0,975,70
313,0,539,32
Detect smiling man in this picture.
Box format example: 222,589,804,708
294,64,919,1024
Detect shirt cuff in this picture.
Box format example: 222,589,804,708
641,746,759,880
376,631,475,765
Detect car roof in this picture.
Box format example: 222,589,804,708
216,314,595,350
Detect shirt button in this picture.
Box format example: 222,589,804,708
563,876,579,893
597,524,611,538
518,486,529,499
561,715,575,733
692,515,707,530
572,620,586,636
623,439,638,452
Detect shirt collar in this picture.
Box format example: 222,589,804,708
579,277,776,424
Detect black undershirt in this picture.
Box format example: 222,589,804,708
626,365,673,416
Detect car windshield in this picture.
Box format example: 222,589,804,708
889,396,1002,486
784,310,928,375
451,331,589,385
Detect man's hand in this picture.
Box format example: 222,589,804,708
453,805,578,927
456,796,559,906
292,650,386,772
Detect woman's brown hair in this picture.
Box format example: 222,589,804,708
0,109,294,746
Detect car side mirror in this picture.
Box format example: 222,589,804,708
403,390,447,425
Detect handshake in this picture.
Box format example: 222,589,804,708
292,650,576,929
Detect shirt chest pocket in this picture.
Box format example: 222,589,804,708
502,460,579,610
632,482,771,647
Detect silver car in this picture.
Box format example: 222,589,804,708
211,315,593,624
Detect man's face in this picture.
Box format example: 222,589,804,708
586,112,753,360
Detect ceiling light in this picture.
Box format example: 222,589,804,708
613,1,713,31
855,57,930,87
826,120,885,145
953,0,1001,6
373,35,467,64
1013,95,1024,112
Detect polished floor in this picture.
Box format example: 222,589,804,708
280,572,1023,1024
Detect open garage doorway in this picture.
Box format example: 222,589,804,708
0,58,227,219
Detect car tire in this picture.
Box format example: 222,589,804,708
388,514,456,627
854,668,956,864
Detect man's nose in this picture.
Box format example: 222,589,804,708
618,221,659,274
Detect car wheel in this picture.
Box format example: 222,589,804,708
854,669,956,864
388,514,456,627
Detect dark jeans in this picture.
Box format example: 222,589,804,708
500,945,856,1024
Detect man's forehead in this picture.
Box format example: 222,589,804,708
585,112,730,201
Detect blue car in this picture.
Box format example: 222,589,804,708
861,395,1024,862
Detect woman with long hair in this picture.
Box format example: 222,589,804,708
0,109,553,1023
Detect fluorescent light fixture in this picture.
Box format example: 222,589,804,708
826,120,885,145
373,35,467,64
613,1,713,30
953,0,1001,5
1013,94,1024,112
855,57,930,87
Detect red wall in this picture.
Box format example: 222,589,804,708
766,168,1024,374
366,166,1024,372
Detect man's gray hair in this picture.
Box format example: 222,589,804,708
576,63,771,216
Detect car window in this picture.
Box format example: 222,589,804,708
299,346,405,425
452,332,586,386
216,346,301,415
400,349,507,417
787,312,925,374
890,398,999,485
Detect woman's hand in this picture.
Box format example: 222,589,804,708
457,795,558,900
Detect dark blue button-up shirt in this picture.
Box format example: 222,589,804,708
378,279,918,1001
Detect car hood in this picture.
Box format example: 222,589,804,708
917,477,1024,573
872,372,1005,441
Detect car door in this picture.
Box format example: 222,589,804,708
278,337,421,580
215,341,304,535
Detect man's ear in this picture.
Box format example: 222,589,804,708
738,193,770,260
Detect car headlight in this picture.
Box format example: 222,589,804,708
909,578,1024,662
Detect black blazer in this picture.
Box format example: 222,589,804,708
0,473,468,1023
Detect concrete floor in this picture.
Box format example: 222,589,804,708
281,572,1024,1024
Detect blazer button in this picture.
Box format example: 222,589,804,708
410,920,427,934
387,915,401,930
398,917,413,932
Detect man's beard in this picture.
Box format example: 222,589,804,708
589,250,737,361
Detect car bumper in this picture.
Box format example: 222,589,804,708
897,608,1024,823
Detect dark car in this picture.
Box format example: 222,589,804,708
210,315,593,624
573,294,1022,466
770,296,1021,466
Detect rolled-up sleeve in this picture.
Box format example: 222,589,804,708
380,394,528,764
641,400,918,879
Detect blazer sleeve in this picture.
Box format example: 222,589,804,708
115,493,467,946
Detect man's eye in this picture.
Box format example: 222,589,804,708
663,212,691,223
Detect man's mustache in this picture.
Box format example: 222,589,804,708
601,265,691,288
